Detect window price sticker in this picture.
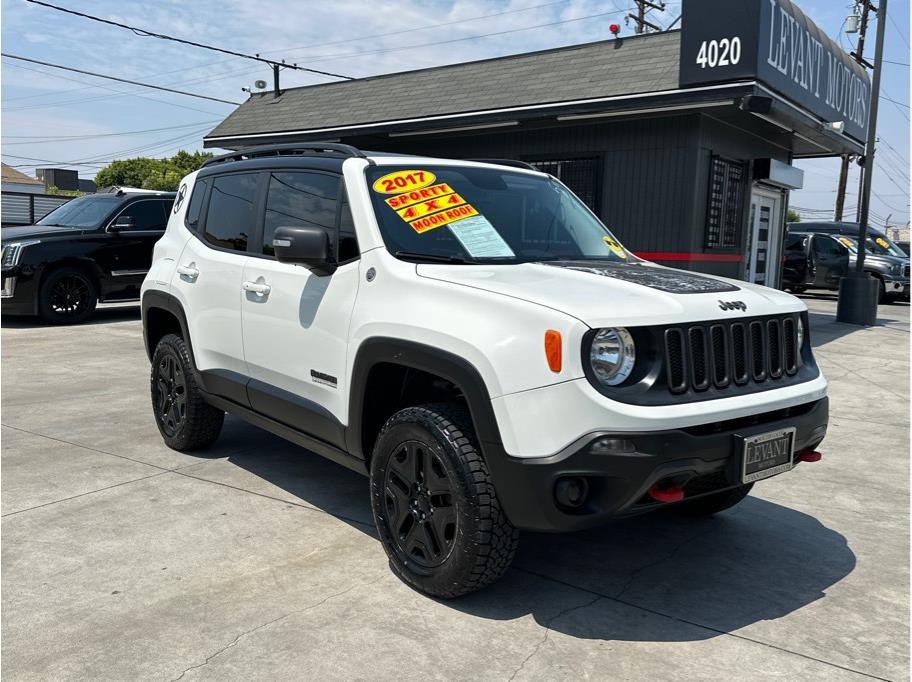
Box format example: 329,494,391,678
448,215,515,258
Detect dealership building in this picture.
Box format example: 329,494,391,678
204,0,869,286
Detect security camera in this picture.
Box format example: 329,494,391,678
822,121,846,134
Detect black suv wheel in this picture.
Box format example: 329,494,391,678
38,267,97,324
150,334,224,451
370,403,519,598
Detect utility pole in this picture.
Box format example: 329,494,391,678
835,0,873,221
837,0,888,325
628,1,665,34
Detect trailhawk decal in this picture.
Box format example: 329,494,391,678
543,261,740,294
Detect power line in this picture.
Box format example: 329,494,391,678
1,60,228,116
267,0,573,59
882,58,910,66
887,12,910,49
2,120,219,143
3,0,572,106
2,125,213,168
880,94,910,108
1,54,240,105
253,8,636,68
24,0,353,82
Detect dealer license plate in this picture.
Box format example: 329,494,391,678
741,428,796,484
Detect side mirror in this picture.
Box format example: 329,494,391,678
109,215,135,232
273,226,336,275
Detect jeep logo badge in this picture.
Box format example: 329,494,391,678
718,300,747,311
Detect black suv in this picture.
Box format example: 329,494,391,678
783,226,910,302
1,188,175,323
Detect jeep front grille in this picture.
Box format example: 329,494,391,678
904,263,910,278
664,315,800,394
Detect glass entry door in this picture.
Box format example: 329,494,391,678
747,188,783,286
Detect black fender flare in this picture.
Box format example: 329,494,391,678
345,338,505,461
141,290,193,363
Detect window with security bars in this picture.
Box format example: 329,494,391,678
705,155,745,249
528,157,600,213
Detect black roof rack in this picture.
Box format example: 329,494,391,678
201,142,371,168
467,158,538,171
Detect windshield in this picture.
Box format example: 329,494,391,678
36,195,122,228
836,234,907,258
366,165,634,264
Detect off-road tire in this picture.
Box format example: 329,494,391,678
150,333,224,451
370,403,519,598
877,276,886,303
674,483,753,517
38,266,97,324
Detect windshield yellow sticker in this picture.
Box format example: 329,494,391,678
409,204,479,234
876,237,890,249
603,235,628,259
373,170,436,194
385,182,454,210
396,192,467,221
838,236,855,248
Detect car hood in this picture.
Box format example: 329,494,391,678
1,224,87,241
849,252,908,267
416,260,804,328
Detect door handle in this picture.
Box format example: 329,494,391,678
242,280,271,295
176,264,199,280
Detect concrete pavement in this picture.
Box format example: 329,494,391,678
2,296,908,681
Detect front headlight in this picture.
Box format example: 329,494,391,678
590,327,636,386
797,316,805,349
892,263,903,275
1,240,39,267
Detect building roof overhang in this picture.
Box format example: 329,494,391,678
204,80,863,158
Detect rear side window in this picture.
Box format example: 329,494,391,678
185,178,209,230
118,200,168,230
785,234,806,252
263,172,339,257
204,173,258,252
813,236,843,256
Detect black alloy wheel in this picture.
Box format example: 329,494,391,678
38,267,97,324
149,334,224,451
370,404,519,598
383,440,458,570
154,351,187,438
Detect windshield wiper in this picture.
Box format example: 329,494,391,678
394,251,471,264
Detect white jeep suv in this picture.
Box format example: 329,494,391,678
141,143,828,597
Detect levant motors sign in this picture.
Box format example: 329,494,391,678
679,0,870,142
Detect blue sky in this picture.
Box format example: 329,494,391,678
1,0,908,227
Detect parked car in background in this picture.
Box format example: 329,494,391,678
788,221,908,257
783,230,909,302
2,187,175,323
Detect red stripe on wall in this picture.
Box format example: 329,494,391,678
635,252,744,263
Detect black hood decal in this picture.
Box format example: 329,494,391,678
543,261,740,294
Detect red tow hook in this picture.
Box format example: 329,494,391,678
648,484,684,503
798,449,823,463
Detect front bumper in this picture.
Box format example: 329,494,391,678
483,397,828,532
883,277,908,295
0,266,37,315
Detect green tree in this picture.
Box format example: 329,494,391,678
787,208,801,223
94,150,212,192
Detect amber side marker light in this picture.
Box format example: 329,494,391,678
544,330,562,372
